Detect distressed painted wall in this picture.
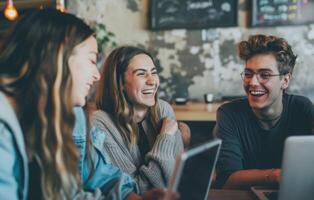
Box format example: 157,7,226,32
68,0,314,102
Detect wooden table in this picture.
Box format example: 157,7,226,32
208,189,258,200
172,102,223,121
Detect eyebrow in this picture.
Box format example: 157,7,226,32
89,51,98,55
245,68,274,72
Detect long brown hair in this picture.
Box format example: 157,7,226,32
0,9,94,199
96,46,160,145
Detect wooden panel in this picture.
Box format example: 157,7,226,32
172,102,223,121
208,189,258,200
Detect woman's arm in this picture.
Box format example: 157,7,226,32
178,122,190,147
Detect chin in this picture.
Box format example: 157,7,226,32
249,103,264,110
138,101,155,108
74,98,86,107
248,99,269,111
147,99,156,107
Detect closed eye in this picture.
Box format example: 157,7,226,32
260,72,272,79
136,72,146,76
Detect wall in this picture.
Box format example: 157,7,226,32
68,0,314,102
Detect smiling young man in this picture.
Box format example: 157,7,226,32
214,34,314,189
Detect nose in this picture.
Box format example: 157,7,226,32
248,74,260,86
146,75,156,85
92,66,101,82
146,74,157,85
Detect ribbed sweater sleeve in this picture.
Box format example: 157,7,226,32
91,100,183,194
141,131,183,188
140,100,184,187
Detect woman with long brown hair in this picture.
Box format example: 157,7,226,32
92,46,185,193
0,8,102,199
0,9,176,200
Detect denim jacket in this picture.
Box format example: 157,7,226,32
0,92,28,200
72,107,139,200
0,95,137,200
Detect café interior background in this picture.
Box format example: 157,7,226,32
67,0,314,102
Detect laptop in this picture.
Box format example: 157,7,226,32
166,139,221,200
251,135,314,200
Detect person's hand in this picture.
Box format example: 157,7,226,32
160,118,178,136
141,188,179,200
178,122,191,147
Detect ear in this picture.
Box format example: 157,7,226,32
281,73,291,90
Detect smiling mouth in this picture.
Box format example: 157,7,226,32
142,89,156,95
249,89,267,97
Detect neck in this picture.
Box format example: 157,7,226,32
133,106,148,123
253,96,283,130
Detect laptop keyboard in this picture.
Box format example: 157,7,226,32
264,191,278,200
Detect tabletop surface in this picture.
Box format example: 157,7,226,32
172,102,224,121
208,189,258,200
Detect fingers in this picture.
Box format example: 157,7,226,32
163,190,180,200
141,188,166,200
151,188,166,197
147,188,180,200
166,192,180,200
160,118,178,135
178,122,191,147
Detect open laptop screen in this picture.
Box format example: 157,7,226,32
169,139,221,200
251,135,314,200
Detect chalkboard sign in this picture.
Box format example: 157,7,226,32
150,0,238,30
251,0,314,27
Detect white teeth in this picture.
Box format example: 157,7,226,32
250,90,266,95
142,89,155,94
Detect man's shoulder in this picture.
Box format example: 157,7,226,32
216,98,253,125
219,98,249,113
285,93,313,104
284,94,313,111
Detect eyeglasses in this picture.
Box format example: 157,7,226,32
240,70,283,84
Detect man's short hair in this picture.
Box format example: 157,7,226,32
238,34,297,75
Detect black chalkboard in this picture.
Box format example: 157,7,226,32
149,0,238,30
251,0,314,27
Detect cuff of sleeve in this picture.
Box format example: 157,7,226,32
150,133,177,159
121,174,140,199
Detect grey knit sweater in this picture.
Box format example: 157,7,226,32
91,99,184,193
